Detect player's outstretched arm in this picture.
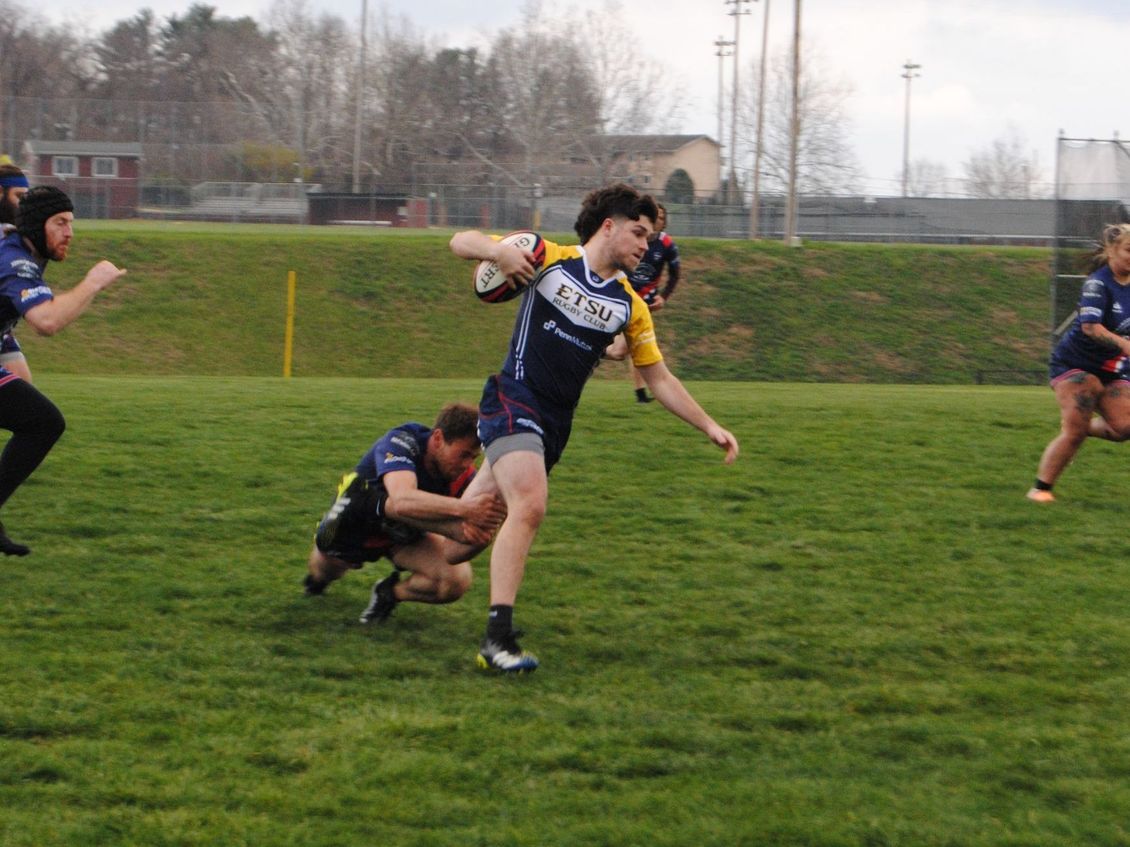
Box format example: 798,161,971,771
383,471,506,545
638,361,739,464
23,260,126,336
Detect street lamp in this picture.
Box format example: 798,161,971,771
901,59,921,198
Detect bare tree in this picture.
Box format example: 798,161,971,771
740,42,861,195
901,158,949,198
262,0,354,179
575,0,684,136
961,129,1044,198
478,2,601,188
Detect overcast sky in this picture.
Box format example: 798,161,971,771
30,0,1130,195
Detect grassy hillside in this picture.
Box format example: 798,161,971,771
19,222,1053,383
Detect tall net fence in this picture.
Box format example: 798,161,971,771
1053,138,1130,339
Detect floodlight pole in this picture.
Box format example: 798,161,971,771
748,0,770,239
901,60,921,198
351,0,368,193
725,0,752,205
714,36,734,192
783,0,801,246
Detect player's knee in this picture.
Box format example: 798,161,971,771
42,403,65,444
436,566,472,602
1107,420,1130,441
507,495,546,530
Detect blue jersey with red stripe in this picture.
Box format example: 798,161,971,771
0,230,52,379
627,232,680,304
1052,265,1130,376
356,423,473,496
0,230,53,339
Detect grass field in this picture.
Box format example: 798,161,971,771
3,375,1129,846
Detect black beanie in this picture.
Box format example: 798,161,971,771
16,186,73,259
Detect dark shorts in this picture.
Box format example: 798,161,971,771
1048,357,1130,387
477,373,573,473
314,472,422,565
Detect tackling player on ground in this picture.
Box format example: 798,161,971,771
304,403,505,623
449,183,739,672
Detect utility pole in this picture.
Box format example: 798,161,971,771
725,0,752,205
901,59,921,198
783,0,801,246
714,35,734,192
748,0,770,239
351,0,368,193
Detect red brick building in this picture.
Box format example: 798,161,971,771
20,140,143,219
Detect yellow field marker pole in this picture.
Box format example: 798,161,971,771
283,270,296,377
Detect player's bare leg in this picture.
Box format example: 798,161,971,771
304,546,358,594
390,535,473,604
1091,382,1130,441
1030,374,1101,501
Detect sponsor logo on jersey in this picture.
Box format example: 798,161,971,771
19,285,51,303
383,454,414,467
1080,306,1104,320
390,435,419,455
10,258,41,280
515,417,545,436
541,319,594,351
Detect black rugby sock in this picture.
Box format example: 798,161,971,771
487,604,514,640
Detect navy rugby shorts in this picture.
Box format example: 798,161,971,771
477,373,572,473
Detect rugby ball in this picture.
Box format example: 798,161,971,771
473,231,546,303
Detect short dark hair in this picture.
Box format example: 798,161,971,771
573,182,659,243
433,403,479,444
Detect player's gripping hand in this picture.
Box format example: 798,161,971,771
459,491,508,546
496,243,539,288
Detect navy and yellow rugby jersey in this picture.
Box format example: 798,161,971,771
497,236,662,411
1053,264,1130,376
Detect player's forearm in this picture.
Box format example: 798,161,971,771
449,230,500,261
645,365,717,434
661,269,680,300
1082,322,1130,354
384,489,465,523
23,281,99,336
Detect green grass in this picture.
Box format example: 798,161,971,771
19,223,1052,384
3,376,1129,846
